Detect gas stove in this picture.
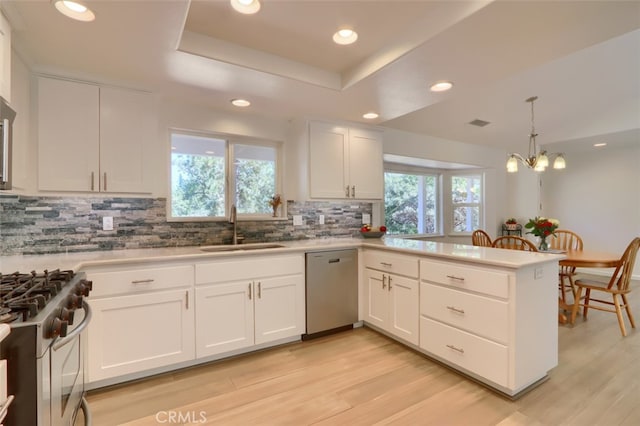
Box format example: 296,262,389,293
0,269,93,425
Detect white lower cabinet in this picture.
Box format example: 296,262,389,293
419,258,558,396
195,254,305,358
85,264,195,384
363,250,419,345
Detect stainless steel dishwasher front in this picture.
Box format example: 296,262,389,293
303,249,358,339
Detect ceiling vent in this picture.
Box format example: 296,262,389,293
469,119,490,127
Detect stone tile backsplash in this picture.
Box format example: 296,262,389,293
0,195,372,256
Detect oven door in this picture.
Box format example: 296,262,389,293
49,301,92,426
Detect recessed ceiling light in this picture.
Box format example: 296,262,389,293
363,112,379,120
333,28,358,45
53,0,95,22
430,81,454,92
230,0,260,14
231,98,251,107
593,142,607,147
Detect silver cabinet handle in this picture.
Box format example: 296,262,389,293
382,274,386,289
131,279,154,284
446,344,465,354
90,172,95,191
248,283,252,300
388,275,392,291
258,282,262,298
103,172,107,191
446,306,465,314
446,275,465,281
351,185,355,197
0,119,8,184
380,262,392,268
345,185,350,197
185,290,189,309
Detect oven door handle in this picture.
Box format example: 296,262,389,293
52,301,92,351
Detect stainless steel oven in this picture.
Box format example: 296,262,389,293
0,270,92,425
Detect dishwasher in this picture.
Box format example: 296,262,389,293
303,249,358,340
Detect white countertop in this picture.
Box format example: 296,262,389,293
0,237,564,272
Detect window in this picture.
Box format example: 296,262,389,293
451,174,482,233
383,162,484,236
170,131,280,220
384,170,440,235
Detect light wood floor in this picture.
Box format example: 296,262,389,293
83,276,640,425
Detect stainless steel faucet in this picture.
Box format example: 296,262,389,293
229,204,238,245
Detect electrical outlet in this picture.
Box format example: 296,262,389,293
362,213,371,224
103,216,114,231
319,214,325,225
293,215,303,226
534,267,543,279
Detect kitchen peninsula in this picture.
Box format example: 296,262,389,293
0,238,562,398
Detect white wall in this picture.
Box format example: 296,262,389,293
540,143,640,276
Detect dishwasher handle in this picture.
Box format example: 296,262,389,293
328,258,341,263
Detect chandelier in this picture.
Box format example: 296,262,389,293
506,96,566,173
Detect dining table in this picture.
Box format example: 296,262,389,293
556,249,622,324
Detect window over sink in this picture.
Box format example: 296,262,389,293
169,131,281,220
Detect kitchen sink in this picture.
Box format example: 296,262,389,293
200,243,286,252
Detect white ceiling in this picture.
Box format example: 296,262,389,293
3,0,639,155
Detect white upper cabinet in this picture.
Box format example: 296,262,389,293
37,76,155,193
308,121,383,200
0,11,11,102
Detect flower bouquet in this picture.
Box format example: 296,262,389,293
524,216,559,251
268,194,282,217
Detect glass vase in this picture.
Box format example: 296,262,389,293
538,236,548,251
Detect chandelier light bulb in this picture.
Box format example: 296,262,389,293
553,155,566,169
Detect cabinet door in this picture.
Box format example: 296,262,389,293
348,128,383,199
254,275,304,345
38,77,100,191
99,87,155,193
388,274,419,345
309,122,348,198
195,282,254,358
364,269,389,329
86,289,194,383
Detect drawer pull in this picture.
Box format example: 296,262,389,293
131,279,154,284
446,344,465,354
248,283,252,300
258,282,262,298
446,275,465,281
388,276,392,291
446,306,465,314
382,274,386,289
380,262,392,267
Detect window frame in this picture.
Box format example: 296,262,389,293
383,163,485,237
383,163,443,237
168,129,283,222
448,172,484,235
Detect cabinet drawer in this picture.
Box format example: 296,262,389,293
420,317,508,387
420,259,509,298
87,265,194,298
195,255,303,285
420,283,508,344
363,250,418,278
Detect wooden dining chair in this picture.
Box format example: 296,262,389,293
570,237,640,337
550,229,584,304
472,229,492,247
492,236,538,252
